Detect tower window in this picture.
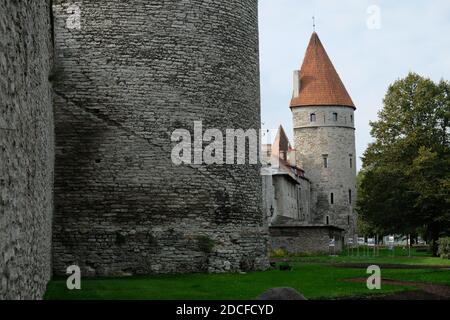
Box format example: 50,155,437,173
350,115,353,123
332,112,338,121
326,215,330,225
323,155,328,168
349,189,352,204
350,157,353,168
330,193,334,204
310,113,316,122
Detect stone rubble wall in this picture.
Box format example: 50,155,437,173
0,0,53,299
52,0,269,276
270,227,343,254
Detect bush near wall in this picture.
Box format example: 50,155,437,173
437,237,450,259
270,248,289,258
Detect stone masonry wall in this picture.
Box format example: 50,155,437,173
273,175,299,220
0,1,53,299
52,0,269,276
270,227,343,254
262,174,276,223
292,106,357,240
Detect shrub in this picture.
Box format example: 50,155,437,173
294,251,324,257
414,246,430,253
278,262,292,271
270,248,289,258
437,237,450,259
196,235,215,254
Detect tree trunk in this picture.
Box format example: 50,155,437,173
429,223,440,257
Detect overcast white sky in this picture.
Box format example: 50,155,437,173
258,0,450,170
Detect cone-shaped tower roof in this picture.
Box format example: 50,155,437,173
290,32,355,109
271,125,291,161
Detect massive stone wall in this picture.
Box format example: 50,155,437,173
292,106,357,239
52,0,269,276
0,0,53,299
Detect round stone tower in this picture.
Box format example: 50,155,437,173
52,0,268,275
291,32,357,240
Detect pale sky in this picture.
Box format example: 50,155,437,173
258,0,450,170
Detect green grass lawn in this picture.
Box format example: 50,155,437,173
44,264,405,300
381,268,450,285
44,248,449,300
291,247,450,266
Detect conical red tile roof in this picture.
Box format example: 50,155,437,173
290,32,355,109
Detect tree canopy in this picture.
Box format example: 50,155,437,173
357,73,450,254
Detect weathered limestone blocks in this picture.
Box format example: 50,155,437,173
52,0,269,275
293,106,357,237
0,0,53,300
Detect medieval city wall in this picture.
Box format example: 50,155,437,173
270,226,343,254
0,0,53,299
52,0,269,276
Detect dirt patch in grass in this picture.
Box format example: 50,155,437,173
342,278,450,300
333,263,450,270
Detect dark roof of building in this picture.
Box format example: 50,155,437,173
290,32,355,109
267,126,307,181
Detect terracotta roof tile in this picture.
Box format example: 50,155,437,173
290,32,355,109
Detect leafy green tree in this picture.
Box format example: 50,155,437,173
357,73,450,255
356,170,388,236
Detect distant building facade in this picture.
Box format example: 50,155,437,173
262,126,311,225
